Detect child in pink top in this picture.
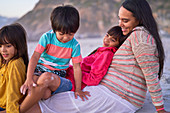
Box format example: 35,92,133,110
66,26,125,91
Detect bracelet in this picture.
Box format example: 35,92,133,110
156,107,164,111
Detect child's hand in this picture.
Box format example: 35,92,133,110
20,79,37,95
74,89,91,101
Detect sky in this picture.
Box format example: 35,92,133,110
0,0,39,18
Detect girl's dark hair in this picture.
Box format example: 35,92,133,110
88,26,125,56
122,0,165,79
0,23,29,70
107,26,125,48
50,5,80,34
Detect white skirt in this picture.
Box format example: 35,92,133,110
39,85,138,113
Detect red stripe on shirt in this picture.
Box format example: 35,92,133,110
138,60,158,65
111,63,141,70
109,68,145,80
46,44,72,58
141,65,159,70
35,44,45,53
121,44,132,49
147,82,159,86
112,58,135,62
136,53,156,58
146,77,158,82
149,88,162,92
144,71,159,76
147,34,150,43
153,100,163,104
118,49,132,51
135,30,139,44
72,55,82,63
152,95,163,99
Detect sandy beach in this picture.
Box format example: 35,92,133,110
28,37,170,113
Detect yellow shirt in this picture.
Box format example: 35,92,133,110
0,58,26,113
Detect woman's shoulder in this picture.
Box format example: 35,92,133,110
133,26,150,34
129,26,155,44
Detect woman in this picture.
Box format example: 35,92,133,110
20,0,170,113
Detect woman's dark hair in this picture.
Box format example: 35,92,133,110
50,5,80,34
122,0,165,79
0,23,29,70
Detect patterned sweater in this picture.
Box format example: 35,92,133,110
101,26,163,108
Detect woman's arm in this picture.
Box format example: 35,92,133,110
131,29,165,111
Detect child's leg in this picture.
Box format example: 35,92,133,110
25,103,41,113
41,73,72,99
20,72,61,113
42,88,51,100
33,72,52,99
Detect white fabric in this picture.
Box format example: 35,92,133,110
39,85,138,113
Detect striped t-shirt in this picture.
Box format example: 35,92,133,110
35,30,82,70
101,26,163,108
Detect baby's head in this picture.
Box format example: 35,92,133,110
103,26,124,48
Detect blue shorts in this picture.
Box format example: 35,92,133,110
52,76,72,94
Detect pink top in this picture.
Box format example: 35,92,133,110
66,47,117,91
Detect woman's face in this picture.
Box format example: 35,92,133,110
118,6,139,35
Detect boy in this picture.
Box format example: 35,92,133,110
20,5,89,113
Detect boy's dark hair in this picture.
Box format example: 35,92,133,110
107,26,125,48
50,5,80,34
0,23,29,69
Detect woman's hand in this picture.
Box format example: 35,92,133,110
20,78,37,95
74,89,91,101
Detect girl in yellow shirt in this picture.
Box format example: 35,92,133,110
0,23,29,113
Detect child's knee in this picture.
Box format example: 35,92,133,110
37,72,53,84
37,72,60,86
